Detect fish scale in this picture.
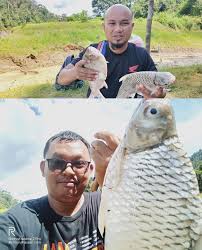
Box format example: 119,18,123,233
99,99,202,250
117,72,176,98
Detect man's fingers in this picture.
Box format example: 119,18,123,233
136,84,151,99
151,86,167,98
94,131,120,151
76,59,86,67
91,140,112,156
136,84,166,99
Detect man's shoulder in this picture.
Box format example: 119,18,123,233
0,196,47,221
85,191,101,208
128,42,148,55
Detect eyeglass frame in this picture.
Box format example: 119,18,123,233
45,158,91,175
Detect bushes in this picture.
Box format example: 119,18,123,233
154,12,202,30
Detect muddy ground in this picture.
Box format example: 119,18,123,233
0,46,202,92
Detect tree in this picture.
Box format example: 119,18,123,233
145,0,154,53
92,0,133,16
0,0,58,29
0,189,19,209
191,149,202,192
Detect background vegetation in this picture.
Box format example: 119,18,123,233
0,0,201,30
0,189,19,213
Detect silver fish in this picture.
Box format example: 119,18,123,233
99,99,202,250
117,71,176,98
83,46,108,98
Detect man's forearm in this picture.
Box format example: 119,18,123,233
57,65,77,86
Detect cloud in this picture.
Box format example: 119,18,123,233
177,108,202,156
0,100,43,180
53,0,68,10
36,0,93,16
1,99,202,201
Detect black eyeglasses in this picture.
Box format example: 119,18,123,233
46,158,91,175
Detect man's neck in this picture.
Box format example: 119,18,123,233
48,194,84,216
108,42,128,54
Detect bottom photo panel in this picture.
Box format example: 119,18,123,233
0,98,202,250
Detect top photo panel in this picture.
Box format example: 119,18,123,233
0,1,201,98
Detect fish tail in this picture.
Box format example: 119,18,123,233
89,91,105,99
103,81,108,89
119,74,128,83
98,188,107,236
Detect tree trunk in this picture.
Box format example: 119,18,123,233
145,0,154,54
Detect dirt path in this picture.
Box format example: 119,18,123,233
0,48,202,92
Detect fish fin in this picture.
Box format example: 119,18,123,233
193,219,202,250
104,144,126,189
104,81,108,89
98,187,107,236
89,91,105,99
119,74,128,83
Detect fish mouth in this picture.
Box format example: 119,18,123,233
170,75,176,83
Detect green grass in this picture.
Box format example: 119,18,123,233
0,81,88,98
162,64,202,98
0,19,201,57
0,65,201,98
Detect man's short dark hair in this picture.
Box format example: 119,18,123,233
43,131,90,158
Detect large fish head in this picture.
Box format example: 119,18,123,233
155,72,176,86
123,99,177,151
83,46,101,61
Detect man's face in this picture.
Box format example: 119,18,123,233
40,139,93,204
103,7,134,49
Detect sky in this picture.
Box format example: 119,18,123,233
36,0,93,16
0,99,202,201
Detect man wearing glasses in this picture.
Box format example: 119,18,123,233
0,130,117,250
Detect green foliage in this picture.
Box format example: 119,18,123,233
0,189,19,209
66,10,90,22
0,0,58,29
154,13,201,30
133,0,148,18
132,0,201,18
191,149,202,166
85,177,95,192
92,0,133,17
191,149,202,192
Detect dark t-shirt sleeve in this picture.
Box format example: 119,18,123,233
71,49,85,66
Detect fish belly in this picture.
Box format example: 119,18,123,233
103,138,201,250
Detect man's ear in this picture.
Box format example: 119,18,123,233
89,162,94,172
132,22,134,28
40,160,46,177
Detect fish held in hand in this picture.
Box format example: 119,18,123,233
99,99,202,250
83,46,108,98
117,71,176,98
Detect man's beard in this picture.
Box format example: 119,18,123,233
111,42,127,50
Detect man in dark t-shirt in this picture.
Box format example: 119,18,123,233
56,4,164,98
0,131,106,250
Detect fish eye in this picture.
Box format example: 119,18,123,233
150,108,157,115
